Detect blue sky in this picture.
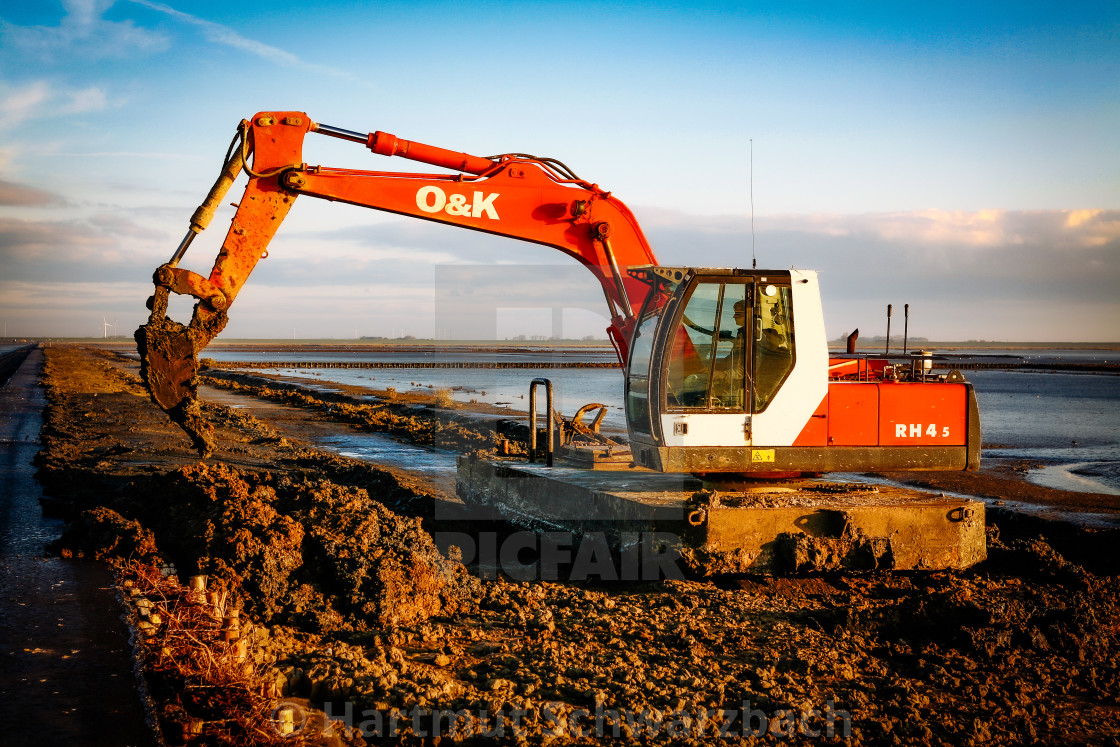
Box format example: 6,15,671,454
1,0,1117,340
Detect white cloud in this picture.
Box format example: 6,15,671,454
125,0,364,83
0,213,165,282
88,212,165,239
639,207,1120,253
0,80,50,126
0,279,151,337
636,207,1120,340
0,0,168,61
3,205,1117,340
0,79,109,128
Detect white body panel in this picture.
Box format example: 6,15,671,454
662,412,751,445
659,269,828,447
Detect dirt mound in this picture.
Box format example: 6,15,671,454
54,506,161,561
56,462,480,634
288,475,479,628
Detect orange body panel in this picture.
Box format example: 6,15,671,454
792,382,970,448
792,395,828,446
828,357,890,379
878,383,968,446
827,383,881,445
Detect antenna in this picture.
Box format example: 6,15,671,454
750,138,756,270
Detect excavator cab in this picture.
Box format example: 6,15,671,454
624,266,980,475
625,267,829,474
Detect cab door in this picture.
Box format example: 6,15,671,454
660,279,755,446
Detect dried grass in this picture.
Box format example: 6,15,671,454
433,387,455,408
120,561,306,746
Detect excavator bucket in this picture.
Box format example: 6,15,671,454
135,288,219,457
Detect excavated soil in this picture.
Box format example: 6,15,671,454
31,345,1120,746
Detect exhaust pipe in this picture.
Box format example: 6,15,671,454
903,304,910,354
885,304,892,354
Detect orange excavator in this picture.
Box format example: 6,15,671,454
138,112,980,477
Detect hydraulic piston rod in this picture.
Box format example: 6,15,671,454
314,121,497,174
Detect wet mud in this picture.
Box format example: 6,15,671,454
135,311,224,457
198,369,520,457
30,345,1120,745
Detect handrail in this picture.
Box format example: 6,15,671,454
528,378,554,466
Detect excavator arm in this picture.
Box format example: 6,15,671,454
137,111,660,455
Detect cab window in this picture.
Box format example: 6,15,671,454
666,282,748,410
625,311,660,434
625,278,675,436
752,284,795,411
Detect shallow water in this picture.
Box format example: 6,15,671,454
254,365,631,432
317,433,460,477
204,347,1120,496
968,369,1120,494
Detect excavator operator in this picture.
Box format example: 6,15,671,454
711,300,749,406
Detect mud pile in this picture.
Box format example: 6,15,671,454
58,462,479,633
33,346,1120,746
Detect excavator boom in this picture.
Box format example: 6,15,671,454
138,112,659,454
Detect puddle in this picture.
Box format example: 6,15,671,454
316,433,459,478
984,446,1120,496
1029,462,1120,497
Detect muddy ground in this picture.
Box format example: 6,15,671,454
31,345,1120,746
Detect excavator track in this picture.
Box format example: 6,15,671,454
457,455,987,573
